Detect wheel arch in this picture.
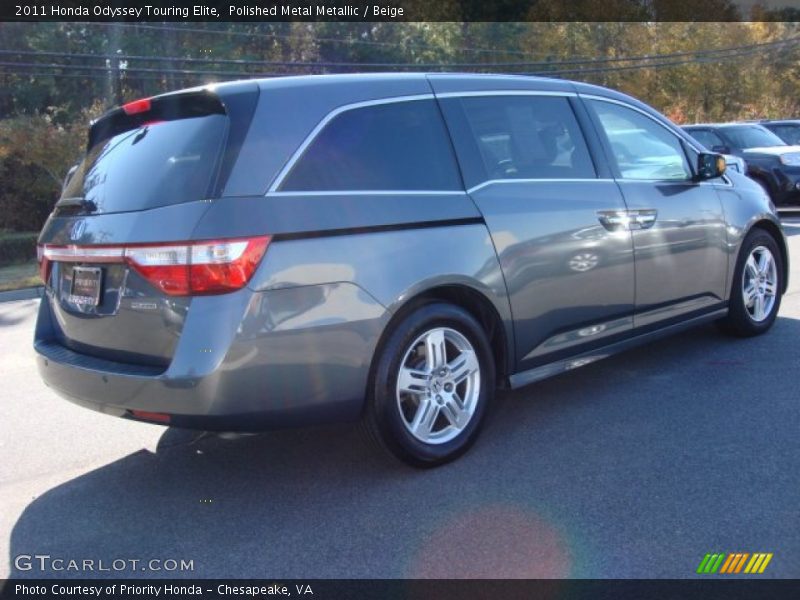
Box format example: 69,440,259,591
366,283,513,406
748,219,789,294
748,172,771,190
746,168,777,199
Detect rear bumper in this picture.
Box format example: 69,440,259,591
35,283,389,431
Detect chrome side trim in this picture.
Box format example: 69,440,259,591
509,307,728,389
521,316,633,362
467,178,615,195
268,94,435,193
634,296,723,330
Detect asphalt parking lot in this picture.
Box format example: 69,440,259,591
1,216,799,580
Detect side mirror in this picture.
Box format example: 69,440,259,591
711,144,731,154
697,152,726,180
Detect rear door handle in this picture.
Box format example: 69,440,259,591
630,209,658,230
597,210,630,231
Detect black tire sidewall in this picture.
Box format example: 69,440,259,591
368,303,495,467
728,229,783,335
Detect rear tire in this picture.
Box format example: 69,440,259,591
718,229,783,337
363,303,495,468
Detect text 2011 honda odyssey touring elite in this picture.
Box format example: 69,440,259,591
35,74,788,467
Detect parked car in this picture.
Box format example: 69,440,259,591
723,153,747,174
682,122,800,206
674,129,745,175
760,119,800,146
35,74,788,467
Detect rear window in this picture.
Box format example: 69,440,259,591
61,115,227,213
280,99,462,192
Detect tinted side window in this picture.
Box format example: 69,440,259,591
280,99,462,191
456,96,595,181
590,100,691,181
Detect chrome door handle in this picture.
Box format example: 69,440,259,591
597,210,630,231
630,209,658,230
597,209,658,231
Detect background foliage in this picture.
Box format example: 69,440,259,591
2,19,800,236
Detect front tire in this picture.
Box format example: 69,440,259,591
718,228,783,337
363,303,495,468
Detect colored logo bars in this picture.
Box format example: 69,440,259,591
697,552,773,574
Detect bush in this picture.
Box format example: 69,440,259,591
0,232,38,267
0,156,58,233
0,114,86,233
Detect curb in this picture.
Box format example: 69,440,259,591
0,286,43,303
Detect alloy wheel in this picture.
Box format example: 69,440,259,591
395,327,481,445
742,245,778,322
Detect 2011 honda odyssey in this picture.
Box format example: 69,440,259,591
35,74,788,467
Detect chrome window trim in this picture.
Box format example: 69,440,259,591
269,90,731,196
614,178,733,187
268,94,437,193
467,178,615,195
267,190,466,197
435,90,577,99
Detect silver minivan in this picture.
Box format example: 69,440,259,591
35,74,788,466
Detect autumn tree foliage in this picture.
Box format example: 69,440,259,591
1,19,800,231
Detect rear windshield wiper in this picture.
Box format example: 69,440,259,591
57,197,98,213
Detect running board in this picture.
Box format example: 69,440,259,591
509,308,728,390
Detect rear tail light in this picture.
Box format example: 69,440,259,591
38,236,270,296
36,245,52,284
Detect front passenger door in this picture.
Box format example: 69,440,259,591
585,98,729,328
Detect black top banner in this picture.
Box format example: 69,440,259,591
3,0,800,23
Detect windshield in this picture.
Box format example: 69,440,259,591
61,115,227,214
685,129,725,150
722,126,786,150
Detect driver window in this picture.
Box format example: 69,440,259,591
590,100,692,181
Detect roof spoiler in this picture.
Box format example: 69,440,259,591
87,90,226,150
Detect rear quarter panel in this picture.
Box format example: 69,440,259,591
246,221,514,370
